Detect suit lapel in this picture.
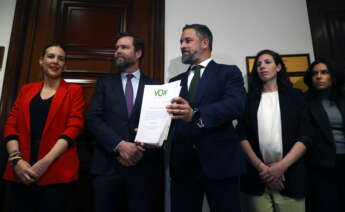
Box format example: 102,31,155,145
179,71,190,101
251,94,261,150
131,74,146,119
23,81,43,134
337,97,345,130
310,98,334,143
112,74,129,120
194,60,216,105
278,91,290,150
42,79,67,137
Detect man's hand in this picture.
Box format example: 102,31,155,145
117,141,145,166
14,160,38,185
116,155,132,167
166,97,193,122
136,142,157,149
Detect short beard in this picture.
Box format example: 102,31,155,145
114,56,135,70
181,51,201,64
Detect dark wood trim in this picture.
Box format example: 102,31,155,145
306,0,345,69
153,0,165,82
0,0,32,150
0,0,33,208
0,47,4,68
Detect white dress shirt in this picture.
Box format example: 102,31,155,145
257,91,283,164
121,69,141,103
187,58,212,90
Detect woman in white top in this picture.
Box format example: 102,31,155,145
238,49,312,212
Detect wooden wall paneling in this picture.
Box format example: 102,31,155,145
58,1,128,47
0,0,39,210
153,0,165,81
326,10,345,68
0,46,4,68
26,0,60,84
57,0,131,114
307,0,345,69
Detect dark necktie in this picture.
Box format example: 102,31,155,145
188,65,203,106
125,74,134,116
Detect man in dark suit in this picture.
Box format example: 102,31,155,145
166,24,246,212
87,32,161,212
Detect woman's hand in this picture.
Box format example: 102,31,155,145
267,161,287,180
258,162,274,182
32,157,53,180
14,160,38,185
260,161,287,183
266,178,285,190
259,161,287,183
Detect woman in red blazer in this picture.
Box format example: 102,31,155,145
3,43,85,212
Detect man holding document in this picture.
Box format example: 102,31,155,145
166,24,246,212
87,33,161,212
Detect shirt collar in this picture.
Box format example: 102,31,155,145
121,69,141,80
191,57,212,70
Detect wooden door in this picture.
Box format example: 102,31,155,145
0,0,164,211
306,0,345,70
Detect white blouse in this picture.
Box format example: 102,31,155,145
257,91,283,164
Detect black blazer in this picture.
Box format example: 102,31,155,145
87,73,161,175
306,93,345,168
237,87,312,198
168,60,247,180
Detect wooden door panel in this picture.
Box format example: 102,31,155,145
326,10,345,67
59,1,127,47
307,0,345,69
58,0,128,84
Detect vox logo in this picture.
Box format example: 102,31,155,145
154,89,167,96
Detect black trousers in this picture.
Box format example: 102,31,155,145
7,182,68,212
92,166,159,212
308,155,345,212
171,150,241,212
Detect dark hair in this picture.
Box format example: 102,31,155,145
115,32,145,62
304,59,344,100
249,49,292,94
183,24,213,51
41,43,66,58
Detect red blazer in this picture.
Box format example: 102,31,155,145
3,79,85,185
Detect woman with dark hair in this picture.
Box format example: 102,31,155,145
3,43,85,212
304,59,345,212
238,49,312,212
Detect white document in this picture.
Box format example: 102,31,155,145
135,80,181,146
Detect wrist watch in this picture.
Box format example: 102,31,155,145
191,108,201,123
192,108,204,128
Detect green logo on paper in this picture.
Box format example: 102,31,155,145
154,89,167,96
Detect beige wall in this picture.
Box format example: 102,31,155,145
165,0,314,87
